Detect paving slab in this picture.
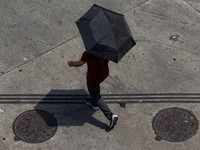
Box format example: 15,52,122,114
1,101,200,150
0,0,93,75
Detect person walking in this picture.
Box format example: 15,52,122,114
68,51,118,129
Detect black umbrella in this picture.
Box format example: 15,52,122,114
76,4,136,63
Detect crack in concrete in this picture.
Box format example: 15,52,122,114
183,0,200,14
168,67,185,74
0,139,10,150
136,39,184,49
138,10,189,24
135,39,192,54
123,0,150,14
37,57,58,87
0,35,79,78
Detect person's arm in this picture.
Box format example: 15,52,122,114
68,60,86,67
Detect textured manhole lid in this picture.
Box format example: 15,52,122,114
152,107,199,142
13,110,58,143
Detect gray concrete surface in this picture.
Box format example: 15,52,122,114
0,0,200,149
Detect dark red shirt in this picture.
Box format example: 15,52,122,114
81,52,109,84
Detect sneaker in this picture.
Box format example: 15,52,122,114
109,115,118,129
85,98,99,111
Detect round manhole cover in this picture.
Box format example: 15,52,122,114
13,110,58,143
152,107,199,142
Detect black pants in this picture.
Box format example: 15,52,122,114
87,81,113,120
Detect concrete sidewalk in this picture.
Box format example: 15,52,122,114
0,0,200,149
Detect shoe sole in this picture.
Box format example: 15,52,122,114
110,116,118,128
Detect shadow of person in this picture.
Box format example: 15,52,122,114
34,89,108,130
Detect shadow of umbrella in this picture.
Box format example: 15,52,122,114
13,89,108,143
34,89,107,128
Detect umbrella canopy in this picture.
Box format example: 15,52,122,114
76,4,136,63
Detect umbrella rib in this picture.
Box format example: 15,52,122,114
112,27,132,38
91,17,111,27
97,29,113,55
103,11,132,40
